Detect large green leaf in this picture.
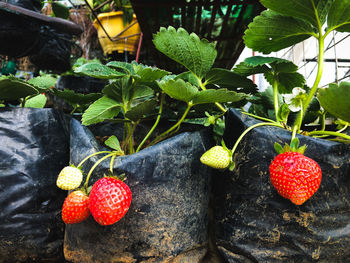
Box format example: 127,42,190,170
317,82,350,122
244,10,314,54
233,62,270,77
125,99,158,121
82,96,122,126
104,135,122,151
133,64,170,82
103,82,122,103
157,79,199,103
204,68,257,94
264,71,306,94
153,26,217,78
327,0,350,32
24,94,47,108
0,75,39,100
28,75,57,92
106,61,134,74
53,89,102,106
192,89,249,105
243,56,299,73
75,63,125,79
102,77,132,104
260,0,332,27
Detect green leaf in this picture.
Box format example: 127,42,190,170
274,142,284,154
28,75,57,92
317,82,350,122
157,79,199,103
133,64,170,82
278,103,290,122
205,68,257,94
0,75,39,100
102,82,122,103
74,63,125,79
106,61,134,74
82,96,122,126
175,72,200,86
192,89,248,105
233,61,270,77
24,94,47,108
133,85,154,99
52,2,70,19
125,99,158,121
53,89,102,106
244,10,314,54
104,135,122,151
327,0,350,32
264,71,306,94
153,26,217,78
260,0,332,28
244,56,299,73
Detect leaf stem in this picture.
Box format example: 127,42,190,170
149,102,193,146
273,77,280,122
136,93,165,152
198,78,226,113
77,151,113,167
83,153,115,191
241,110,278,124
308,130,350,141
230,122,284,157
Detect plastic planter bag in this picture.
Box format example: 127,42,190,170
0,108,70,262
212,109,350,262
64,118,213,262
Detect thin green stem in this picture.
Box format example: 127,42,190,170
83,153,115,191
149,102,193,146
125,121,135,154
136,93,165,152
230,122,284,156
77,151,113,167
308,130,350,141
198,79,226,113
273,77,280,122
291,124,298,142
241,111,278,124
293,34,325,133
109,154,117,174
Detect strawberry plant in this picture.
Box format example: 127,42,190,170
201,0,350,205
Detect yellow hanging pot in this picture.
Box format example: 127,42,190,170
93,11,141,55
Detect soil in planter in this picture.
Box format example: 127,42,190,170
0,108,70,262
212,109,350,262
64,118,213,263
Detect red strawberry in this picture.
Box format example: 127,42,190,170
269,152,322,205
62,190,90,224
89,177,132,226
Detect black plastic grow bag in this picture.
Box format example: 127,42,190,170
0,108,70,262
212,109,350,262
64,118,213,262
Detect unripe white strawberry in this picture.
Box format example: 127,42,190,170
200,146,231,169
56,166,83,190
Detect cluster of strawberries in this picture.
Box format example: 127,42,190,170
56,166,132,225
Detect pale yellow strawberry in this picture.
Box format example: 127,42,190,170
200,146,231,169
56,166,83,190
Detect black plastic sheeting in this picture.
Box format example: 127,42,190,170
64,118,213,263
29,26,72,73
212,109,350,262
56,75,107,94
0,108,70,262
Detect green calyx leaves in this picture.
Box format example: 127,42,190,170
274,138,307,155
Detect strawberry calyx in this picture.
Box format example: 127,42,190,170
274,137,307,155
103,172,127,182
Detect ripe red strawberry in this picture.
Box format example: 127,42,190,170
269,151,322,205
89,177,132,226
62,190,90,224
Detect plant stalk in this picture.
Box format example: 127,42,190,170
77,151,113,167
273,77,280,122
198,79,226,113
149,102,193,146
136,93,165,152
308,130,350,141
83,153,115,191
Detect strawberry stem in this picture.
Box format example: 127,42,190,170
230,122,284,158
77,151,113,168
83,153,115,192
136,92,165,152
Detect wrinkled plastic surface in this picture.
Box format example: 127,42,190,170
29,26,72,72
213,109,350,262
0,108,70,262
64,118,213,263
0,10,40,57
